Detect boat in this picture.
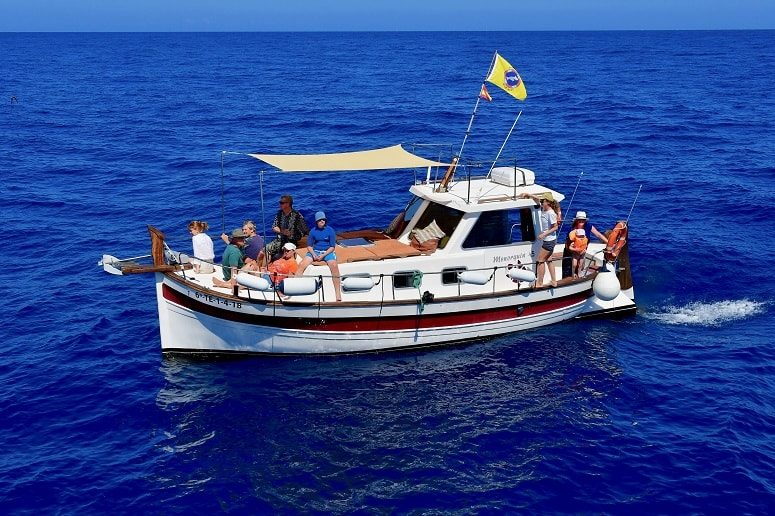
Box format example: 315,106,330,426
100,142,636,355
100,53,636,355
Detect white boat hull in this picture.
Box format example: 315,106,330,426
155,272,632,355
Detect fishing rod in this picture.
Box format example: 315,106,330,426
624,184,643,224
556,170,584,238
486,110,522,179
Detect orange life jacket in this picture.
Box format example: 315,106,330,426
569,232,589,253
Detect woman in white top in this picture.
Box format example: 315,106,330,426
521,193,560,288
188,220,215,273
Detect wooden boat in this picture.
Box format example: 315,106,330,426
101,144,635,355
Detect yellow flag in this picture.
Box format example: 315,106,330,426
485,53,527,101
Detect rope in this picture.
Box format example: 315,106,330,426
412,271,425,313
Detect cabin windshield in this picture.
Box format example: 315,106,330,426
385,195,424,239
462,208,536,249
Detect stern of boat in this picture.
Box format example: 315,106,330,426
577,241,636,320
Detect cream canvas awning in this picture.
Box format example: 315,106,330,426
248,144,450,172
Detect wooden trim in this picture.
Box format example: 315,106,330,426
148,226,166,266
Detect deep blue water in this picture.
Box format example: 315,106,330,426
1,31,774,513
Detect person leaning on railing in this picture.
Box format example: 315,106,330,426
520,192,560,288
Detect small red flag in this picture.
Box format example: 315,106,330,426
479,84,493,102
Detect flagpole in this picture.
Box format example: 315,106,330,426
457,52,499,163
457,96,481,162
485,110,522,179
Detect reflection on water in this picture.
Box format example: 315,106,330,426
152,323,625,510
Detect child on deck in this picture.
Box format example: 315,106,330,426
568,228,589,278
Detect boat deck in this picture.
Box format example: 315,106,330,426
176,249,591,302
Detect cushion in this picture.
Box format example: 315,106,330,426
412,220,445,243
369,239,422,259
410,233,439,253
410,220,445,254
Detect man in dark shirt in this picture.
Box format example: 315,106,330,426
263,194,309,261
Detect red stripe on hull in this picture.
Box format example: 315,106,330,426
162,283,590,332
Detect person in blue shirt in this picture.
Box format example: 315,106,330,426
296,211,342,301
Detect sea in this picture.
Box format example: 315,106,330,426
1,31,774,513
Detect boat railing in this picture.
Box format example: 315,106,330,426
220,256,594,305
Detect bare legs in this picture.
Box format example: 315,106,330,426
535,248,557,288
328,261,342,302
296,258,342,302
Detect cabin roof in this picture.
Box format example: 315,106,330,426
409,175,564,213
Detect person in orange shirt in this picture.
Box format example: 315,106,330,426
266,242,299,285
568,228,589,278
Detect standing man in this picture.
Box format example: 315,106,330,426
263,194,309,262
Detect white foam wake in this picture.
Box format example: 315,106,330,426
645,299,766,326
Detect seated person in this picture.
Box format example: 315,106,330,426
568,228,589,277
296,211,342,302
188,220,215,274
221,220,264,270
265,242,298,286
241,220,265,269
212,229,247,289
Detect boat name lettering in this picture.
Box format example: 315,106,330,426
491,253,530,264
192,290,242,309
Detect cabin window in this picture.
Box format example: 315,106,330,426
393,270,421,289
462,208,535,249
411,203,465,249
442,267,467,285
514,207,536,242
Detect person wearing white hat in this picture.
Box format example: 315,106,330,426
296,211,342,301
266,242,299,284
569,211,607,243
561,210,609,279
568,228,590,277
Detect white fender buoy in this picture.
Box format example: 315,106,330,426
279,277,320,296
458,271,491,285
508,268,536,283
236,273,273,291
593,271,621,301
342,276,375,292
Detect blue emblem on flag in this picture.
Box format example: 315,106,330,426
504,68,521,89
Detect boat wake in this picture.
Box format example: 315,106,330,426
644,299,766,326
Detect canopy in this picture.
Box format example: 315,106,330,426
248,144,450,172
